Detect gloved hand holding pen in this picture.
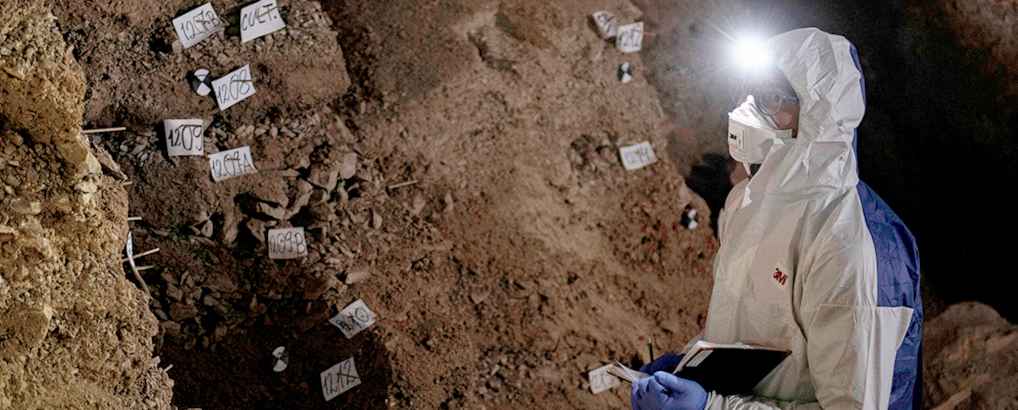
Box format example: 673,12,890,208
631,371,708,410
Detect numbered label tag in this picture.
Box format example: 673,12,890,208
588,364,621,394
208,146,258,182
267,227,308,259
172,3,225,49
619,141,657,170
616,22,644,53
164,119,204,156
592,11,617,39
321,357,361,401
329,299,377,339
211,65,257,111
241,0,286,43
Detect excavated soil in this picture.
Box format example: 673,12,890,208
8,0,1015,408
43,0,718,408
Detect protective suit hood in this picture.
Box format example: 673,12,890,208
758,28,865,194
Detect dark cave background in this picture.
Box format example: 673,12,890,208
659,0,1018,322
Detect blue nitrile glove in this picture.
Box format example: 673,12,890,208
640,353,684,374
631,371,709,410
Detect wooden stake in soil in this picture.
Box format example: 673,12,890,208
387,180,419,190
82,126,127,134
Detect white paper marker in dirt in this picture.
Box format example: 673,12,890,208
329,299,377,339
208,146,258,182
619,141,658,170
588,363,621,394
266,227,308,259
592,11,617,39
172,3,225,49
125,231,136,269
164,119,204,156
616,22,644,53
211,65,256,111
321,357,361,401
240,0,286,43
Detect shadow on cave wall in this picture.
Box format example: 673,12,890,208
640,0,1018,322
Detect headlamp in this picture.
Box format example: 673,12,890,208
730,35,774,74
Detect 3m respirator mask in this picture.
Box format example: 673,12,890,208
727,95,792,174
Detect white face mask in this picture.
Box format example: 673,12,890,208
727,96,792,171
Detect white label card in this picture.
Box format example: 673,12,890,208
616,22,644,53
164,119,204,156
328,299,377,339
241,0,286,43
588,364,620,394
125,231,136,268
211,65,257,111
172,3,225,48
620,141,658,170
208,146,258,182
321,357,361,401
592,11,617,39
267,227,308,259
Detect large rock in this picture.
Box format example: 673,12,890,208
924,302,1018,410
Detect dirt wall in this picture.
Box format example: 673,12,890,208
1,0,172,408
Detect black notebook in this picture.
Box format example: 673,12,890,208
671,341,790,396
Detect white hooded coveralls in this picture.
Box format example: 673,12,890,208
692,28,923,410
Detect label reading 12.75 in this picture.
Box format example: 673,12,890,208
211,65,257,111
172,3,224,48
208,146,258,182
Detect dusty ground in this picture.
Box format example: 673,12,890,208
7,0,1013,408
44,0,718,408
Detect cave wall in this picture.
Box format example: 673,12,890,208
1,0,173,408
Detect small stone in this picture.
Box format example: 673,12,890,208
166,284,183,301
169,303,199,321
339,153,357,179
246,218,267,243
163,321,181,336
257,202,287,220
344,267,371,284
172,39,183,54
200,220,214,237
307,163,339,192
372,210,383,229
10,198,41,215
203,295,218,307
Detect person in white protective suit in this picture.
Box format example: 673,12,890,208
631,28,923,410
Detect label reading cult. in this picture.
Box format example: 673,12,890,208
240,0,286,43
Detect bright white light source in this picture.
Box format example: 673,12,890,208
731,36,772,73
